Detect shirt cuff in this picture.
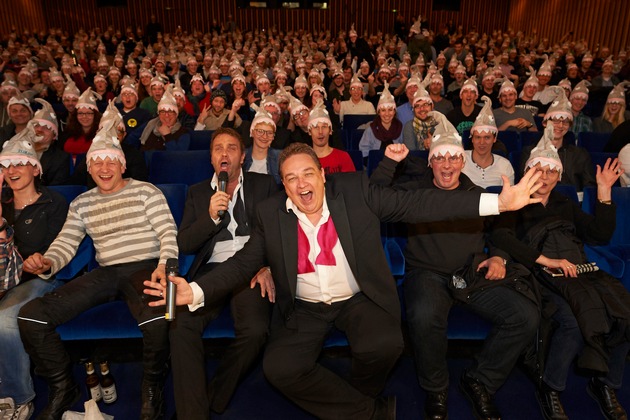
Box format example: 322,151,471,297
479,193,500,216
194,122,206,130
188,281,205,311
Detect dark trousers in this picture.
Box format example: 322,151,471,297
404,268,539,393
542,286,630,390
18,260,169,379
262,292,404,420
169,263,271,420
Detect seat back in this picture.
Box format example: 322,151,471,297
155,184,188,227
343,114,375,131
148,151,214,185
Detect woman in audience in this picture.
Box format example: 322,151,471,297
0,124,68,419
61,88,102,164
492,124,630,420
243,105,281,184
593,83,630,133
359,82,403,157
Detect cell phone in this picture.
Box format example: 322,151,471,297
543,267,564,277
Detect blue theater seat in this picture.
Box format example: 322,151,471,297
148,151,214,185
189,130,214,150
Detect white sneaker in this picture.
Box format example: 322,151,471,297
0,398,15,420
11,402,33,420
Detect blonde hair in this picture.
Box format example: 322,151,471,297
602,102,627,129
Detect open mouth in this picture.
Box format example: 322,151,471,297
220,160,229,171
299,190,313,202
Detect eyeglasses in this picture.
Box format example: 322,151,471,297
532,168,560,177
431,155,463,164
413,103,432,109
158,110,177,115
254,128,275,137
292,110,308,120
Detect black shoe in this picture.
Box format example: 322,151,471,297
37,372,80,420
141,379,165,420
459,374,501,420
424,390,448,420
535,387,568,420
587,378,628,420
371,395,396,420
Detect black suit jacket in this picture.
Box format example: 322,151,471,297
196,171,486,329
178,171,278,280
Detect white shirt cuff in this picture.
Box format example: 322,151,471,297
479,193,500,216
194,122,206,131
188,281,205,311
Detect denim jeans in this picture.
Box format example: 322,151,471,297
404,268,539,393
0,278,62,404
542,286,630,390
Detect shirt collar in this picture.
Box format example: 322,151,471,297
286,193,330,228
211,169,244,190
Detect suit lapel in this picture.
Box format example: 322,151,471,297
327,191,358,276
279,208,298,298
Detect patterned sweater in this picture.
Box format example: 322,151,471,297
42,179,178,278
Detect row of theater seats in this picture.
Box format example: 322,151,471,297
47,172,630,344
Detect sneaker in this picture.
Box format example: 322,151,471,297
11,402,33,420
0,398,16,420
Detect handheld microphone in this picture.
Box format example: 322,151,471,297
217,171,229,218
165,258,178,321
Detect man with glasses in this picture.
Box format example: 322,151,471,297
169,127,278,418
290,95,344,150
520,88,595,194
332,72,376,125
372,112,539,420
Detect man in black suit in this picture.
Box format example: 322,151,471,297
169,127,278,418
146,143,542,419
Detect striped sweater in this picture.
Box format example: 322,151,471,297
42,179,178,278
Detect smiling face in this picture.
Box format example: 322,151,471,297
8,104,31,126
211,133,245,183
430,152,464,190
413,100,432,120
88,157,126,194
3,163,39,192
379,106,396,125
252,122,275,150
471,131,496,158
500,90,517,109
281,152,326,223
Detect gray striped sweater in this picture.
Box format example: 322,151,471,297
42,179,178,278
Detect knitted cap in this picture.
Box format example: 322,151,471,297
261,93,281,112
350,72,363,88
570,80,590,100
471,96,497,136
32,99,58,136
412,83,432,106
250,103,276,136
120,79,138,97
377,81,396,111
87,114,126,170
62,78,80,99
538,56,552,76
210,88,227,102
460,78,478,94
428,111,464,162
498,79,517,96
525,123,562,176
172,79,186,99
0,122,42,174
7,92,33,115
158,86,178,114
288,94,308,116
309,99,332,130
523,67,538,88
76,87,101,111
606,81,629,104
